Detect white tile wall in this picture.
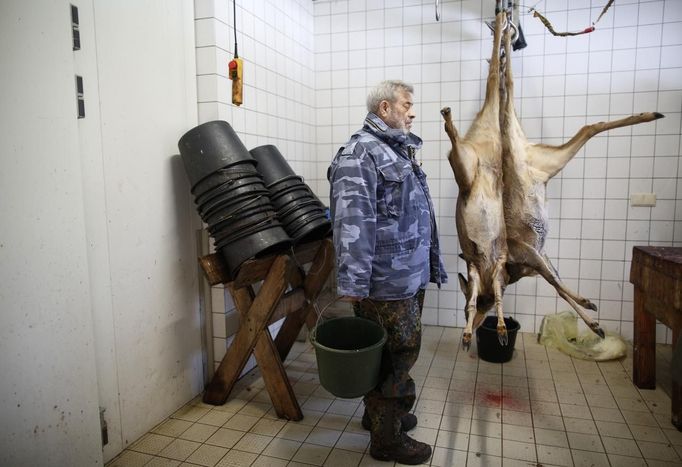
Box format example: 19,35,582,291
193,0,316,369
312,0,682,344
198,0,681,353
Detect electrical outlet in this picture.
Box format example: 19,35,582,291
630,193,656,207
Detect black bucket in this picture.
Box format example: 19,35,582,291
218,225,292,277
289,216,331,244
178,121,256,189
267,175,305,192
280,203,324,226
194,174,264,205
198,190,274,224
191,161,259,196
208,206,277,237
214,218,283,249
286,209,326,231
271,187,315,210
476,316,520,363
198,185,270,218
276,198,320,221
311,317,387,399
250,144,297,186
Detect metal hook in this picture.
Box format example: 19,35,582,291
435,0,440,21
509,20,519,43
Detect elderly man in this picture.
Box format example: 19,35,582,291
327,80,447,464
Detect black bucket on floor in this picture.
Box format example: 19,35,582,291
476,316,521,363
311,317,387,398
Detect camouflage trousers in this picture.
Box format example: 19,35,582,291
352,289,425,445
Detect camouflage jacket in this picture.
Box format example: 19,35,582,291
328,113,448,300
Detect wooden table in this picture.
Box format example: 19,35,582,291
630,246,682,430
198,238,334,420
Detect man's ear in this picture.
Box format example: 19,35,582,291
378,100,390,117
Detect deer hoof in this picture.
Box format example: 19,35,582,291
462,333,472,351
590,322,605,339
585,301,598,311
497,326,508,346
440,107,451,117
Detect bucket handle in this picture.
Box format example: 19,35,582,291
309,295,349,345
292,244,385,343
288,243,337,345
309,296,385,345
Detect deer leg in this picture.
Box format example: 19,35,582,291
482,12,505,111
531,112,664,180
541,252,597,311
493,259,508,346
441,107,458,146
462,265,480,351
441,107,477,190
508,239,604,338
508,239,596,310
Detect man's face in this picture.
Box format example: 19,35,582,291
382,91,415,134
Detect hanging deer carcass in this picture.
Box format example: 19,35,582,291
441,11,509,350
499,19,664,337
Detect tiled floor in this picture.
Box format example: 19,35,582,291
107,326,682,466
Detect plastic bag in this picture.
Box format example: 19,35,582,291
538,311,627,361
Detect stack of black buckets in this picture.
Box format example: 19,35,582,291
178,120,330,277
250,145,331,244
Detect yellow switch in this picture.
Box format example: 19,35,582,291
228,58,243,106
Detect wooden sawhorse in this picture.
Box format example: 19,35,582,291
198,237,334,421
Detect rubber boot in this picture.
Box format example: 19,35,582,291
361,409,417,432
369,405,431,465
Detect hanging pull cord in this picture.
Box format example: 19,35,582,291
530,0,615,37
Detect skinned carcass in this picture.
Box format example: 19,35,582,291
441,11,509,350
500,18,664,338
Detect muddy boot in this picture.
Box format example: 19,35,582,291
361,409,418,432
369,432,432,465
369,406,431,465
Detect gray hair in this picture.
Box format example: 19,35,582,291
366,80,414,114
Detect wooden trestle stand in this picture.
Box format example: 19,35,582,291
198,237,334,421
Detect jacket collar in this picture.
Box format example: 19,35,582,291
363,113,423,151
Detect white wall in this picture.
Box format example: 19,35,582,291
193,0,316,371
0,0,202,464
91,1,203,460
312,0,682,344
0,1,103,464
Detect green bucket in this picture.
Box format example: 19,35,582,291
310,316,387,398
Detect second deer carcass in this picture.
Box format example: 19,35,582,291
441,11,509,350
500,20,664,337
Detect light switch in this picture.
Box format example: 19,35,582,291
630,193,656,207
